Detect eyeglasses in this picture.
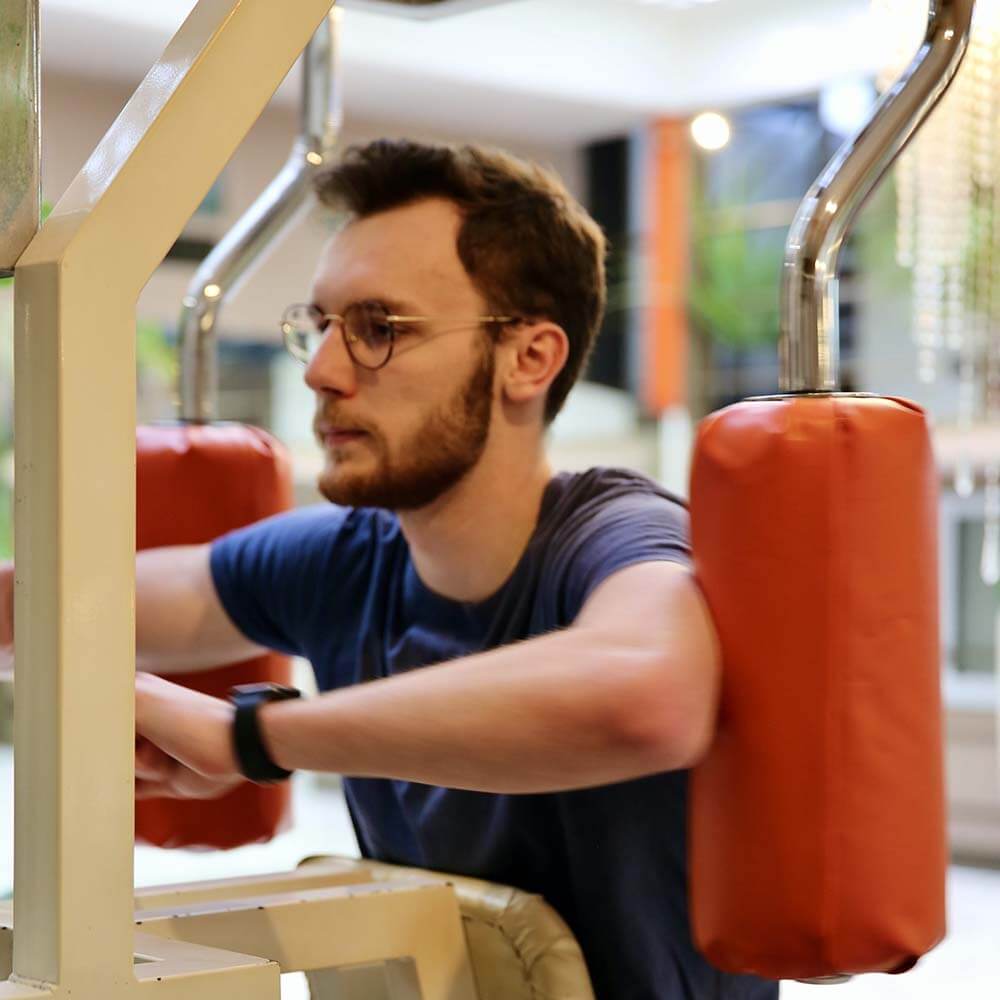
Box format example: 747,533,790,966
280,300,520,371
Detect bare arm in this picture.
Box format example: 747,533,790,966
135,544,265,673
134,560,721,796
0,549,264,677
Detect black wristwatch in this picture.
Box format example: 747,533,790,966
229,682,301,783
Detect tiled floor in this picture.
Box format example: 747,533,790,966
2,745,999,997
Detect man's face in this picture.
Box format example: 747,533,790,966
305,198,498,511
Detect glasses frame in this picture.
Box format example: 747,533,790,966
281,301,521,370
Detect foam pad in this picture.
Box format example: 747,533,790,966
136,422,294,849
688,394,946,979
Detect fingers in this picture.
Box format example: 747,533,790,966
133,673,243,800
135,761,242,800
135,737,173,781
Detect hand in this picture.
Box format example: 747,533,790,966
134,672,244,800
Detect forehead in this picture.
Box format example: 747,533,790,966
310,197,475,310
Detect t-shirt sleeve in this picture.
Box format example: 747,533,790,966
549,487,692,624
209,505,350,656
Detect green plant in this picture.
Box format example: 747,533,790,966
853,172,910,297
687,165,784,350
137,318,176,385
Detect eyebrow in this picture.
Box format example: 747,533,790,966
309,295,424,317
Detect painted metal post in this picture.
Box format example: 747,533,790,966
10,0,334,994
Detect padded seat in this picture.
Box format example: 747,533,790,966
299,855,596,999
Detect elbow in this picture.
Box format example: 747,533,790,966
612,650,719,773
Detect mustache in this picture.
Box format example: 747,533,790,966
313,410,377,437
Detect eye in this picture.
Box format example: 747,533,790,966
309,306,331,333
385,318,416,338
368,313,394,341
342,301,393,351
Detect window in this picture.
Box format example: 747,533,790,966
955,518,1000,675
941,488,1000,709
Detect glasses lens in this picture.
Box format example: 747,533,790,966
344,302,394,369
281,304,325,364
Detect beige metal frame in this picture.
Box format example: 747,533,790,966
1,860,476,998
6,1,477,997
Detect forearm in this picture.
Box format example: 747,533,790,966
259,627,699,793
136,545,264,674
3,549,264,676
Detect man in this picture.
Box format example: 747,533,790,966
1,140,776,999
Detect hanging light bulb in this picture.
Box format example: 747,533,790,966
690,111,731,152
819,77,878,138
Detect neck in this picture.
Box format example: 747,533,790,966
398,436,552,603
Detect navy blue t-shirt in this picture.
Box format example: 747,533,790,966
210,467,777,1000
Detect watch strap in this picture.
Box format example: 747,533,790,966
229,683,301,783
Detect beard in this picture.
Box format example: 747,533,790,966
315,342,495,512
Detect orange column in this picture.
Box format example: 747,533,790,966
642,118,692,415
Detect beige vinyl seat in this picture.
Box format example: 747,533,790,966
299,855,597,1000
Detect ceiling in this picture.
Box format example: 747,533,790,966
40,0,884,144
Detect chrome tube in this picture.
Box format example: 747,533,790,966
0,0,40,275
178,7,342,421
780,0,975,393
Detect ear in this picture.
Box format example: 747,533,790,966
499,321,570,410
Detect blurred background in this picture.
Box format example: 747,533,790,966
1,0,999,995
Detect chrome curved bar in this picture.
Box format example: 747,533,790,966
178,8,342,421
780,0,975,393
0,0,40,276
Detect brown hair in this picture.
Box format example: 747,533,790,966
313,139,607,423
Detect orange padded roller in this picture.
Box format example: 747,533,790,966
688,395,946,979
135,422,295,849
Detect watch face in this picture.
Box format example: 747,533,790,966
229,683,301,707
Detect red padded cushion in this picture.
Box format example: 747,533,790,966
688,395,946,978
135,423,295,850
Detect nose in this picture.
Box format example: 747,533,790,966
303,320,358,398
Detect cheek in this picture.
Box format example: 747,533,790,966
371,371,437,427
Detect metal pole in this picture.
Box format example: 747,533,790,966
780,0,975,393
178,8,342,422
0,0,39,276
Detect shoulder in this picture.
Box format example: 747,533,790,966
211,503,401,576
535,467,690,622
231,502,397,537
544,466,688,532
